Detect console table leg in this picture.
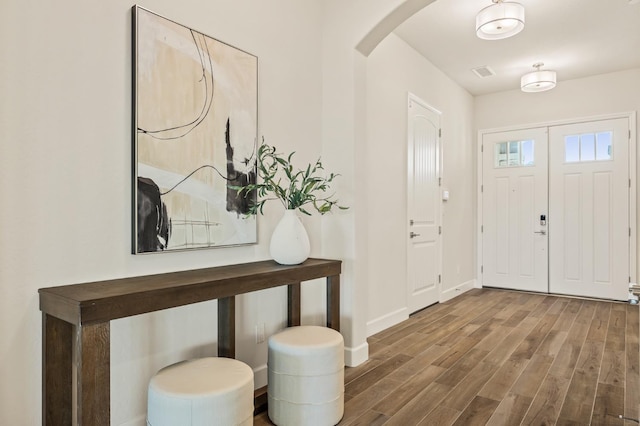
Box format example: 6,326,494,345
218,296,235,358
76,322,110,426
287,282,301,327
42,314,72,426
327,275,340,331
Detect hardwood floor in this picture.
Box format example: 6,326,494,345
255,288,640,425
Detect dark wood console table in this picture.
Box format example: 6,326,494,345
39,258,341,426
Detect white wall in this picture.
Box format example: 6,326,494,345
365,33,476,334
475,68,640,276
0,1,332,424
475,69,640,130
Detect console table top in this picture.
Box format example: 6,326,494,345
39,258,342,325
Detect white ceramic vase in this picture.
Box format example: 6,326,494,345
270,209,310,265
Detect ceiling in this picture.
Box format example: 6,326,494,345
393,0,640,96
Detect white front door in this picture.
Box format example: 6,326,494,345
407,94,441,313
482,128,549,292
548,118,630,300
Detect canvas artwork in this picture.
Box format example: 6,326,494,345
132,6,258,254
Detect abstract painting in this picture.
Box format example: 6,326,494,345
132,6,257,253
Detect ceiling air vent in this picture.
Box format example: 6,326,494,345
471,66,496,78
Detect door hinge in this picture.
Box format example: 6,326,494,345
439,128,442,138
481,265,483,273
481,145,484,153
438,274,441,283
481,185,483,192
439,177,442,186
481,225,483,233
439,226,442,235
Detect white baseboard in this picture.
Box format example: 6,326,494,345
119,415,146,426
440,279,476,303
366,307,409,337
474,278,482,289
344,341,369,367
253,364,268,389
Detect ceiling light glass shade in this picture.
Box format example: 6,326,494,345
520,70,557,92
476,1,525,40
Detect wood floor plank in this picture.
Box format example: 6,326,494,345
383,381,453,426
441,359,500,411
486,392,533,426
586,302,612,342
478,356,529,401
346,409,389,426
551,299,583,332
547,339,584,380
258,290,639,426
401,316,477,357
385,344,449,383
535,329,569,358
625,304,640,423
610,304,627,328
528,296,558,318
482,317,540,365
432,337,482,368
373,364,445,416
340,377,403,425
417,406,460,426
591,383,624,425
547,299,570,316
435,347,491,387
600,349,625,387
345,353,412,396
510,317,557,361
502,309,532,328
345,356,387,385
557,340,605,424
509,354,554,398
452,395,501,426
521,374,570,425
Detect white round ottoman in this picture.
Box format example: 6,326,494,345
147,357,254,426
268,326,344,426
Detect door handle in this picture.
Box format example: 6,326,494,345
410,232,421,238
534,230,546,235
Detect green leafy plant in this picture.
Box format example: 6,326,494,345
233,142,348,215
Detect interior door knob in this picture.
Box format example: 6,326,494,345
410,232,421,238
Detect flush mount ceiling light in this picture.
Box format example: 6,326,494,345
521,63,557,92
476,0,525,40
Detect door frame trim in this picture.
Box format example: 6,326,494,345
477,111,637,290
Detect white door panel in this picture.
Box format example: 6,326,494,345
407,94,440,313
549,118,629,300
482,128,548,292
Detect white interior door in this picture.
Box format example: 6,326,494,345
549,118,630,300
482,128,548,292
407,94,441,313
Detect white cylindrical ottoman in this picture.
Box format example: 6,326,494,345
147,357,254,426
268,326,344,426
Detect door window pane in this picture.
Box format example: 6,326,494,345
494,140,534,168
580,134,595,161
596,131,612,160
495,142,507,167
564,131,613,163
565,135,580,162
508,141,520,166
521,140,534,166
